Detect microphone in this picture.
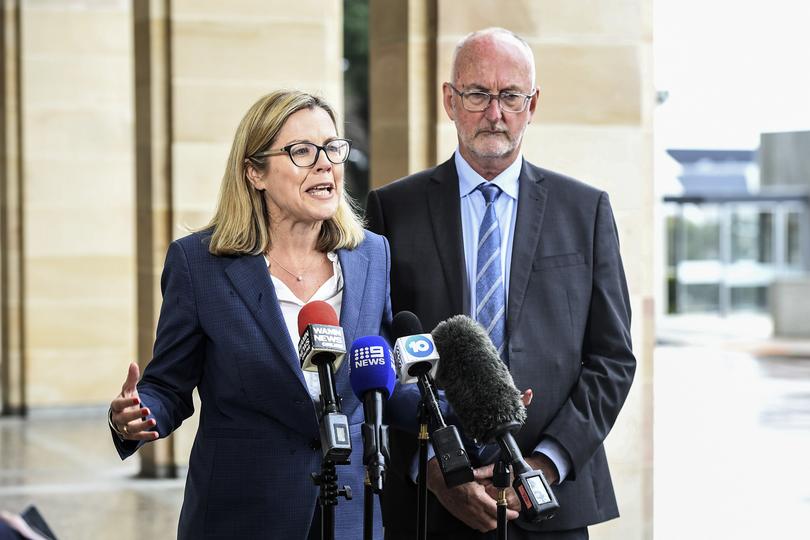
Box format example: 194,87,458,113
392,312,439,384
348,336,396,493
432,314,559,522
298,301,347,373
392,311,473,487
298,301,351,464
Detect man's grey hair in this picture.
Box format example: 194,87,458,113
450,27,536,86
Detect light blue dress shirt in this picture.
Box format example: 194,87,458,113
457,152,520,318
455,150,571,483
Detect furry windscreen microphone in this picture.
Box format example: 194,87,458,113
432,314,526,442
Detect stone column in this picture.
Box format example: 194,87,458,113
133,0,176,478
14,0,136,409
369,0,437,187
0,0,25,416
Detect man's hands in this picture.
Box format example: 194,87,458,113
424,387,562,530
476,462,523,513
425,457,518,532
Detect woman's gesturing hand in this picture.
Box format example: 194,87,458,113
109,362,158,441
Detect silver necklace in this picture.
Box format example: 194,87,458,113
267,252,321,282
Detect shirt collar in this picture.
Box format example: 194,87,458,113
263,251,343,305
263,250,339,267
455,149,521,201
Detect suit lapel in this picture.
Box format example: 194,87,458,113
224,255,308,391
336,247,369,413
507,161,548,332
427,158,465,316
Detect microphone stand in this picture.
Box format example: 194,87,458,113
494,459,511,540
310,357,352,540
364,476,373,540
312,459,350,540
414,372,472,540
361,391,388,540
416,401,429,540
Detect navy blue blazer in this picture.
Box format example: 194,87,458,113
114,229,393,539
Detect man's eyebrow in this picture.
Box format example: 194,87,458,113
459,83,489,91
460,83,527,93
498,85,525,92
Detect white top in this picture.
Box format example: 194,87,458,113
264,252,343,402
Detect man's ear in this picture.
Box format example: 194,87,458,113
442,82,456,122
527,87,540,121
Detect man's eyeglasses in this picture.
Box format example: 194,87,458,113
253,138,352,168
447,84,536,113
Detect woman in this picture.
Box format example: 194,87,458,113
108,91,391,539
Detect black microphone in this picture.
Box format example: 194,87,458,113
297,301,351,464
392,311,473,487
433,315,559,522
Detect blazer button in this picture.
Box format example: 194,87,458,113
310,439,321,451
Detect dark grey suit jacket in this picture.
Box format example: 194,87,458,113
366,156,636,535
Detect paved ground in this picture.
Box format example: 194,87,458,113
1,315,808,539
655,315,810,539
0,408,184,539
654,346,810,539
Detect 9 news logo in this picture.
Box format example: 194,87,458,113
352,345,387,368
405,335,434,358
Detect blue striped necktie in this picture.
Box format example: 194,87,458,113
475,182,506,357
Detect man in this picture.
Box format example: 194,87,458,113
366,28,636,540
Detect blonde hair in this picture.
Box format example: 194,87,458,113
204,90,365,256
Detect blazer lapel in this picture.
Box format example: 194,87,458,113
336,248,369,416
507,161,548,332
224,255,308,391
427,158,465,316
